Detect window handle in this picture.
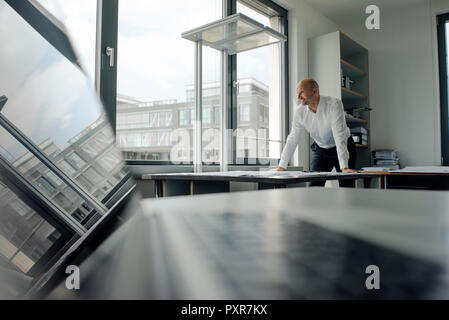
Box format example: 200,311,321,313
106,46,115,67
233,80,239,94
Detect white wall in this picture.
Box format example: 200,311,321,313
277,0,338,169
338,0,449,166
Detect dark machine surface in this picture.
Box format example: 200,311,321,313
48,187,449,299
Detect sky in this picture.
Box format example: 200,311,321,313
0,1,102,157
34,0,274,102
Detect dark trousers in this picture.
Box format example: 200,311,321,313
309,137,356,188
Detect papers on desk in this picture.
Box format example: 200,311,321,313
361,167,392,172
187,171,323,178
389,166,449,174
156,171,359,179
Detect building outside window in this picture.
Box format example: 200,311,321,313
67,152,87,170
190,109,195,125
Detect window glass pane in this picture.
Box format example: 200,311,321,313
0,181,62,274
0,2,128,205
67,152,87,170
117,0,222,162
236,1,282,163
0,126,93,225
34,0,97,85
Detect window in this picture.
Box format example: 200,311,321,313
81,133,109,159
215,107,220,125
438,13,449,165
0,126,94,226
46,171,64,186
203,107,212,125
117,112,150,130
239,104,250,122
67,152,87,170
233,0,287,164
179,110,188,126
58,160,77,177
27,0,288,169
84,167,103,185
0,183,62,273
116,0,222,162
190,109,196,125
35,177,56,196
35,0,97,85
97,150,123,172
76,175,94,192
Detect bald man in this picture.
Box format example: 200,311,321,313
277,79,357,187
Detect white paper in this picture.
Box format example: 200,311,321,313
389,166,449,174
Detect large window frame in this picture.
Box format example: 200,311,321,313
1,0,135,280
438,13,449,165
98,0,289,166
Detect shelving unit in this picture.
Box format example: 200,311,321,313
341,87,367,100
340,59,367,78
345,115,368,124
309,31,371,169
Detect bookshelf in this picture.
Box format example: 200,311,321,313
309,31,371,169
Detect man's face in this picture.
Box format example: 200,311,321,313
297,83,315,106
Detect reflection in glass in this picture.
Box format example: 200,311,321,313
0,181,61,273
0,126,93,225
0,1,128,206
34,0,97,84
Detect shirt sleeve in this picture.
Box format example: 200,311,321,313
279,108,305,169
331,99,350,170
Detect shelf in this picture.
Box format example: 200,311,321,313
341,87,367,100
345,115,368,124
356,144,369,148
340,32,367,57
341,59,367,78
181,13,286,55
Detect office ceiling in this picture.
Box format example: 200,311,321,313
303,0,427,26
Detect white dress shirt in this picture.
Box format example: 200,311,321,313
279,95,351,170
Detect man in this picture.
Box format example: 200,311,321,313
277,79,357,187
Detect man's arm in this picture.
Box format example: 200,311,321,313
331,99,357,172
277,110,305,170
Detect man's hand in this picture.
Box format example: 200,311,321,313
275,167,286,171
342,168,358,173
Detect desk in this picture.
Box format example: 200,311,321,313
71,188,449,299
142,171,382,197
363,171,449,190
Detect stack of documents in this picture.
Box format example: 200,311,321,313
350,127,368,145
371,149,400,170
390,166,449,174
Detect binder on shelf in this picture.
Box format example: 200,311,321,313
350,126,368,134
